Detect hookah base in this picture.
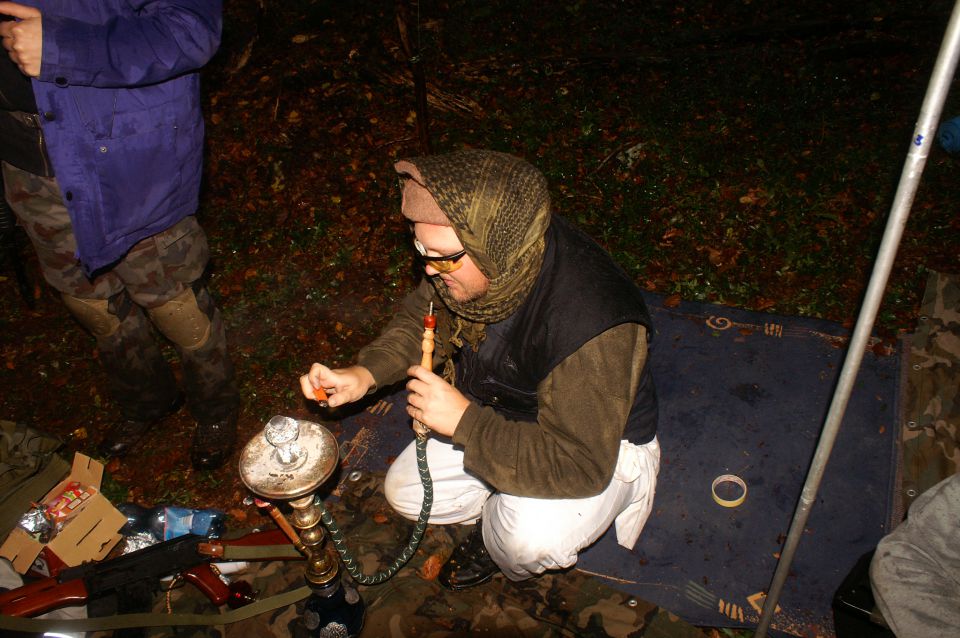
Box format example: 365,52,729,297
296,578,365,638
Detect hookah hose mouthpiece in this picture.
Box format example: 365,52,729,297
316,302,438,584
412,302,436,439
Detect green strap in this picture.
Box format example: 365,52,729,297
221,544,303,560
0,585,312,633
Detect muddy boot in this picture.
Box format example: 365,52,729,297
88,298,182,458
437,520,500,590
98,393,184,458
177,286,240,471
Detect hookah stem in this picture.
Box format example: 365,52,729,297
258,500,309,555
316,302,436,585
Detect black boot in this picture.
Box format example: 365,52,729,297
98,393,184,458
438,520,500,591
190,410,238,471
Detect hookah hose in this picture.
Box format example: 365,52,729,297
314,436,433,585
312,304,437,585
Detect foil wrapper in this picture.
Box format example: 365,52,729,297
121,531,159,554
18,507,55,543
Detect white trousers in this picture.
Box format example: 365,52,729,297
384,436,660,581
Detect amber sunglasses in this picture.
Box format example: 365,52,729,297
413,237,467,273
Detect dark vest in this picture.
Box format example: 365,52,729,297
455,215,658,444
0,49,37,113
0,51,53,177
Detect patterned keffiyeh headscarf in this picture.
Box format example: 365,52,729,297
394,150,551,325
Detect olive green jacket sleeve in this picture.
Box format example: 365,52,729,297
357,285,649,499
356,280,447,390
452,322,649,498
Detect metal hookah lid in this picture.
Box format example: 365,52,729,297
239,415,340,500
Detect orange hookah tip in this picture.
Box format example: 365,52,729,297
313,385,329,406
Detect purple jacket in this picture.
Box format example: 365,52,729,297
28,0,222,274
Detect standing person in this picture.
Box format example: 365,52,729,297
0,0,239,470
300,150,660,589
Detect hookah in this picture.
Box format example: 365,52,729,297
238,304,437,637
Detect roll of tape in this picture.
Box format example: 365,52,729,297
712,474,747,508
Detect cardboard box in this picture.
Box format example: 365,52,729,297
0,453,126,576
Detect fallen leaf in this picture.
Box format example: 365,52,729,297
663,293,682,308
754,297,776,311
872,340,892,357
418,553,445,580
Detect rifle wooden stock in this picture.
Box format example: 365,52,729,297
0,575,88,617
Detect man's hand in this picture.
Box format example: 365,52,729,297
405,365,469,438
0,1,42,77
299,363,375,409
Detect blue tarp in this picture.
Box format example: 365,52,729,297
330,293,900,637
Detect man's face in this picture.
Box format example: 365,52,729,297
413,223,490,303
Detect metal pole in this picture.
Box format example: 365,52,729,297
754,2,960,636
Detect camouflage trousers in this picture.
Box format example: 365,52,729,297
1,161,239,424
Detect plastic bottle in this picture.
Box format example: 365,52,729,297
149,506,227,540
117,503,227,541
116,502,153,536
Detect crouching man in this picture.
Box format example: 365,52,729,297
301,150,660,589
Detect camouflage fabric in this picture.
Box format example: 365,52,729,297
1,162,238,424
0,420,67,540
900,270,960,512
145,471,706,638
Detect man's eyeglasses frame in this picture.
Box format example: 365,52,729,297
413,237,466,273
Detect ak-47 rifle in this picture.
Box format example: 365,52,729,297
0,529,300,618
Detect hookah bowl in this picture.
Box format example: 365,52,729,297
239,415,364,637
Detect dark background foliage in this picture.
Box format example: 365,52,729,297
1,2,958,631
